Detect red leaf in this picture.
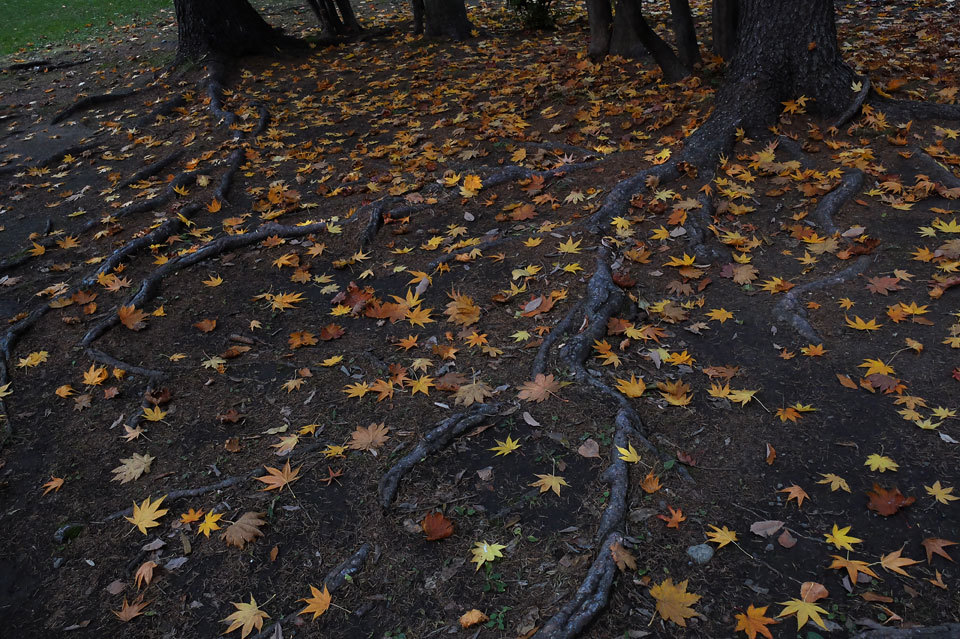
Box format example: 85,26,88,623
866,484,915,516
422,512,454,541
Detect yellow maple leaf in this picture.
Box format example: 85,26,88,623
734,604,778,639
615,375,646,398
845,314,883,331
617,443,641,463
489,435,521,456
470,540,506,570
125,495,169,535
530,473,568,496
824,523,862,551
650,578,700,626
198,511,223,537
705,525,738,548
142,406,167,422
221,596,270,638
777,598,827,630
256,461,301,491
864,453,898,472
298,584,331,620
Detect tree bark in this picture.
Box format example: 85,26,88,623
422,0,474,40
306,0,343,36
715,0,855,131
411,0,426,34
173,0,285,61
610,0,689,81
585,0,613,60
670,0,702,69
711,0,737,59
333,0,362,33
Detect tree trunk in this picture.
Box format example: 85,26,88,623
411,0,426,34
609,0,689,81
173,0,284,61
716,0,855,131
669,0,702,69
585,0,613,60
333,0,362,34
306,0,342,36
422,0,474,40
711,0,737,59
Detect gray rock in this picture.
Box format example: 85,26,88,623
686,543,714,564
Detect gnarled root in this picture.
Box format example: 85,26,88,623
378,403,499,507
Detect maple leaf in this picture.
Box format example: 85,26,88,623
530,473,568,496
865,453,898,472
444,290,481,326
134,561,157,589
649,578,700,627
113,595,150,622
198,511,224,537
298,584,331,620
180,508,205,523
615,374,646,397
921,538,956,563
422,511,455,541
734,604,777,639
256,461,301,491
470,540,506,570
610,540,637,571
617,443,641,463
142,405,167,422
193,318,216,333
817,473,851,492
866,484,915,516
222,596,270,638
641,470,662,493
222,512,266,549
779,485,809,509
455,380,493,406
112,453,155,484
706,525,738,548
658,506,686,528
489,435,521,456
925,481,959,504
118,305,148,331
268,291,304,311
41,476,64,496
516,373,560,402
828,555,878,583
125,495,168,535
845,314,883,331
777,598,828,630
348,422,390,453
82,364,108,385
824,523,862,551
880,548,920,577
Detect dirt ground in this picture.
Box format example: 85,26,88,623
0,1,958,638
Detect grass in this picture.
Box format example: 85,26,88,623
0,0,171,56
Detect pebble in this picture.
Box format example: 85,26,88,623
686,543,714,564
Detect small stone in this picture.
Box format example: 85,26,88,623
686,544,714,564
52,557,65,569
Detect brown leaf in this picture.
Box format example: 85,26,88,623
865,276,904,295
347,422,390,453
517,374,560,402
577,438,601,458
222,512,266,549
609,541,636,572
193,318,216,333
112,596,150,622
866,484,915,516
422,511,454,541
118,305,148,331
134,561,157,589
750,520,784,538
921,538,957,564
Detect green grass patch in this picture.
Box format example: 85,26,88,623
0,0,172,56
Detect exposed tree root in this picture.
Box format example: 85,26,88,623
831,76,870,130
52,89,139,124
812,169,864,235
873,97,960,122
0,217,184,450
774,255,874,342
135,94,187,127
853,622,960,639
252,543,372,639
378,403,499,507
5,57,91,72
83,347,167,381
910,150,960,190
428,235,507,271
117,150,185,190
0,140,99,179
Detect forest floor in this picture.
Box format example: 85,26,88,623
0,1,958,638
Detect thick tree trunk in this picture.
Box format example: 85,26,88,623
585,0,613,60
411,0,426,34
333,0,362,33
711,0,737,59
609,0,689,81
422,0,474,40
715,0,855,131
669,0,702,69
173,0,284,61
306,0,343,36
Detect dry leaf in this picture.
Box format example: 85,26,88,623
347,422,390,454
222,512,266,549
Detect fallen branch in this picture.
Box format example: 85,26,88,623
852,622,960,639
378,403,499,507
